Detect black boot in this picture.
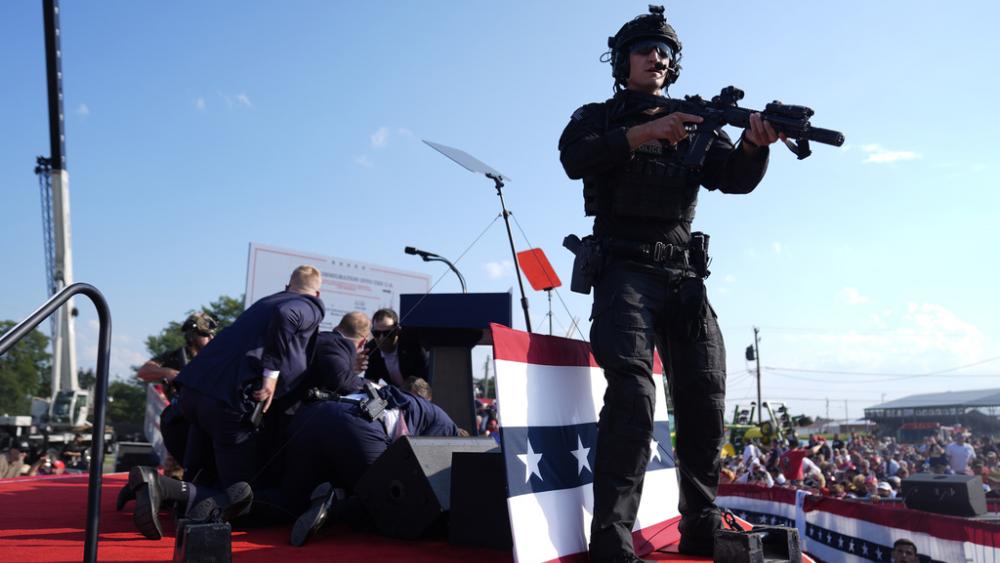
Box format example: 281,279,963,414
131,466,165,540
186,482,254,522
116,482,135,511
117,463,158,511
677,508,722,556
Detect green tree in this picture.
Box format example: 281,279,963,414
107,379,146,425
144,294,245,357
106,294,247,427
0,320,51,415
77,367,96,391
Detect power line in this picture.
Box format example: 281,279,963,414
762,355,1000,382
734,324,939,336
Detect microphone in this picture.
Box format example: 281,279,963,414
654,62,668,71
404,246,438,260
404,246,468,293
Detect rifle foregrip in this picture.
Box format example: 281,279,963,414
808,127,845,147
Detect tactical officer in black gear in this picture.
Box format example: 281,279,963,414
558,6,782,560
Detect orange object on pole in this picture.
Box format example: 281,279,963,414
516,248,561,291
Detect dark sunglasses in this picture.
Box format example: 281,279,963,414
629,39,674,59
371,328,398,338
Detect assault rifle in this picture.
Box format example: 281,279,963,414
628,85,844,168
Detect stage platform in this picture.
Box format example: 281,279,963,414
0,472,759,562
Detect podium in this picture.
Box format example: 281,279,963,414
399,292,512,434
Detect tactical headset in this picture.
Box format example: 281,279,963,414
605,5,683,91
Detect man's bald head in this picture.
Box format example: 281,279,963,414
337,311,371,341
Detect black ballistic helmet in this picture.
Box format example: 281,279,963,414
607,5,683,91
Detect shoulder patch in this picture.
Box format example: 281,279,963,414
570,102,605,122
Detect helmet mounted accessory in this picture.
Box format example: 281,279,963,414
604,5,683,93
182,312,219,341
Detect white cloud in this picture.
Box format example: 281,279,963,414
766,302,985,380
841,287,870,305
484,260,514,279
772,242,783,255
860,144,920,164
194,97,206,111
396,128,414,137
371,126,390,148
216,91,252,109
724,274,736,283
354,154,373,168
76,103,90,116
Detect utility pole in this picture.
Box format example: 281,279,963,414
754,327,762,425
745,327,762,425
482,354,494,399
40,0,79,397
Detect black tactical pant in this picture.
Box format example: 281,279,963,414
178,388,265,488
588,258,727,561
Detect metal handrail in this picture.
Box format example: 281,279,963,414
0,283,111,563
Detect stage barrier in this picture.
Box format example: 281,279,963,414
718,483,1000,562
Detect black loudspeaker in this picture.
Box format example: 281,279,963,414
448,451,512,549
172,519,231,563
355,436,496,539
902,473,987,516
715,526,801,563
114,441,159,472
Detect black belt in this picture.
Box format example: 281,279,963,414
605,239,690,268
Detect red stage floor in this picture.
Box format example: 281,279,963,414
0,473,758,562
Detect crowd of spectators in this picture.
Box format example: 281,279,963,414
0,434,91,479
720,428,1000,502
475,398,500,443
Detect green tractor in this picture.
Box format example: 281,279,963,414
723,401,797,458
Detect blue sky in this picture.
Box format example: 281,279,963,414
2,2,998,422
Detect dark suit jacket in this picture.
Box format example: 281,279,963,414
175,291,325,410
306,330,366,395
364,329,430,386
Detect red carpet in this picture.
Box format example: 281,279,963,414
0,473,790,562
0,473,514,562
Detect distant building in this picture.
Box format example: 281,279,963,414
865,388,1000,437
799,418,875,436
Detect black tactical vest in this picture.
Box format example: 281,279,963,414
583,96,700,224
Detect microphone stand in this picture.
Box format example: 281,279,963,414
422,254,468,294
487,173,532,333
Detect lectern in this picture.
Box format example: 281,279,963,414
399,292,512,434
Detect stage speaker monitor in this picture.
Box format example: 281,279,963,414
355,436,497,540
114,441,159,473
172,519,231,563
902,473,987,517
714,526,801,563
448,450,512,549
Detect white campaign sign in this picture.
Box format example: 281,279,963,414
245,243,431,330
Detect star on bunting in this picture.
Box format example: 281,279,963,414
650,438,661,462
517,439,543,483
571,435,591,476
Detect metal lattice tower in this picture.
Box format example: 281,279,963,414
35,158,58,335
